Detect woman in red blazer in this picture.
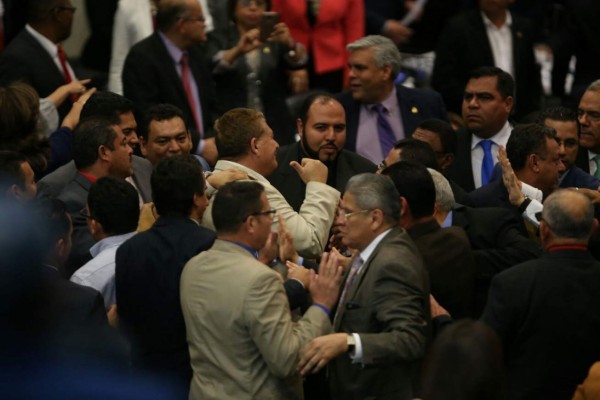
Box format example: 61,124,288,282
272,0,364,93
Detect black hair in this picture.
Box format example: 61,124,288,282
506,123,557,170
72,118,118,170
416,119,457,155
80,91,135,122
467,66,515,100
139,103,187,140
212,181,264,234
0,151,28,194
393,138,438,170
382,160,436,219
88,177,140,235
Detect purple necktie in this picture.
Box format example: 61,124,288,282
480,139,494,186
373,104,396,158
333,255,364,326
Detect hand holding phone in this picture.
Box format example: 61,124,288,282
259,11,280,42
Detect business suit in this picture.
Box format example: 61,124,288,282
0,28,72,119
338,84,448,157
431,9,541,120
115,216,216,392
560,165,600,190
481,248,600,399
330,227,429,400
181,239,331,400
268,142,377,212
407,219,476,319
445,128,478,193
202,160,340,259
122,32,217,148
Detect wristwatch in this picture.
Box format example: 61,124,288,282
346,334,356,353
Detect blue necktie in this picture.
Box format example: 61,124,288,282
480,139,494,186
373,104,396,158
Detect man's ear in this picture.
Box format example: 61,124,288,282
6,184,21,200
381,64,393,81
504,96,514,114
296,118,304,138
139,136,148,157
98,145,111,162
88,218,102,237
55,237,67,260
399,196,409,217
528,153,540,173
250,137,260,156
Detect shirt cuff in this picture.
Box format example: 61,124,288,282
349,333,363,364
520,181,543,202
523,198,543,227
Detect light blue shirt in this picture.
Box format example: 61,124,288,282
70,231,136,308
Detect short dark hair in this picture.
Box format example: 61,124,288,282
227,0,271,22
72,118,118,170
155,0,192,31
0,82,39,141
382,161,436,219
298,92,339,126
88,177,140,235
33,197,71,254
212,181,265,234
80,91,135,122
467,66,515,100
394,138,438,170
0,151,28,194
506,123,557,170
417,119,457,155
151,154,205,217
215,108,266,160
139,103,187,140
536,106,577,124
27,0,62,23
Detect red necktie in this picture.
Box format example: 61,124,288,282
180,53,202,135
57,45,72,84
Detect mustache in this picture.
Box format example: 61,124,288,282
319,141,339,151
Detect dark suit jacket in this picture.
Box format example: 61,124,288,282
122,32,217,149
330,227,429,400
337,84,448,154
481,249,600,400
268,142,377,211
445,128,477,193
407,219,476,319
0,29,72,119
115,216,216,385
560,165,600,190
431,9,541,120
576,147,591,174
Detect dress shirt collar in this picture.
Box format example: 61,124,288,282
158,31,184,65
441,210,453,228
363,86,398,115
25,24,59,57
359,228,392,265
470,120,512,151
213,159,266,183
225,240,259,259
89,231,136,258
481,10,512,30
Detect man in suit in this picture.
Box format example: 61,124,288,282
37,91,153,205
181,180,341,399
269,92,376,212
122,0,217,165
0,151,37,202
481,189,600,399
202,108,340,259
298,173,429,400
116,155,216,397
431,0,541,120
538,106,600,190
384,161,476,319
446,66,515,193
576,80,600,179
338,35,447,164
0,0,81,120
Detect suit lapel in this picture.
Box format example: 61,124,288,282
346,99,361,152
150,33,189,110
22,30,67,88
397,85,418,137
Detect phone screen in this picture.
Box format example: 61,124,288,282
259,12,280,42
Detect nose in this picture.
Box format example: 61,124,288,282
467,96,479,108
578,112,588,126
168,139,182,153
325,127,335,141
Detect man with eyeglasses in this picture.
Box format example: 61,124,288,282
0,0,83,120
123,0,219,166
576,80,600,180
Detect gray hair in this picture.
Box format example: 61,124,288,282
542,190,594,240
345,173,401,224
428,168,455,212
586,79,600,93
347,35,402,79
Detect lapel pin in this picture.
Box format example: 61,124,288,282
411,106,419,114
517,31,523,38
263,46,271,55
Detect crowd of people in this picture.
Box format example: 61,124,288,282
1,0,600,399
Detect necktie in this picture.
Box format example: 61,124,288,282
480,139,494,186
593,155,600,178
373,104,397,159
333,255,364,326
180,53,202,135
56,45,73,84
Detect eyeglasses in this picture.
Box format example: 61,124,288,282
245,208,277,221
79,208,93,220
337,208,371,220
52,6,77,14
181,15,205,23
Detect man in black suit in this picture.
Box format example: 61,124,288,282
576,80,600,179
384,161,476,319
0,0,81,120
269,93,376,212
122,0,217,165
338,35,447,164
481,189,600,399
115,155,216,397
446,67,515,193
431,0,541,120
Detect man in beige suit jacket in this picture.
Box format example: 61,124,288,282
201,108,340,259
181,181,342,399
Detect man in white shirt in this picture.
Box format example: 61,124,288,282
576,79,600,178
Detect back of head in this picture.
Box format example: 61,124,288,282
542,190,595,242
151,154,205,217
506,123,556,170
215,108,265,160
0,82,40,142
421,320,505,400
72,118,118,170
536,106,577,125
88,177,140,236
27,0,61,23
417,119,457,155
139,103,187,141
32,197,71,258
347,35,402,79
80,91,134,122
467,66,515,101
382,161,436,219
428,168,455,212
0,151,27,199
394,138,438,170
345,173,401,225
212,181,265,234
155,0,192,32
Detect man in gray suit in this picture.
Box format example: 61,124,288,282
181,180,342,399
298,173,429,400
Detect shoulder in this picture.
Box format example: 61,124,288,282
336,91,356,109
396,84,443,103
338,150,378,171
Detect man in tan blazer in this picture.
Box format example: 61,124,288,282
181,181,342,400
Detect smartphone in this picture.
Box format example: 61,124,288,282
259,12,280,43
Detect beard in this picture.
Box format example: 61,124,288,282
300,133,339,165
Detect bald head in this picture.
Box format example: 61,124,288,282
542,190,596,242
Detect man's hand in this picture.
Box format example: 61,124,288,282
106,304,119,328
278,214,299,262
201,137,218,166
330,247,352,271
290,158,328,184
498,145,525,206
297,333,348,376
287,262,311,288
206,169,249,189
258,231,278,266
61,87,97,130
308,252,343,310
383,20,413,45
237,28,261,53
429,294,450,319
